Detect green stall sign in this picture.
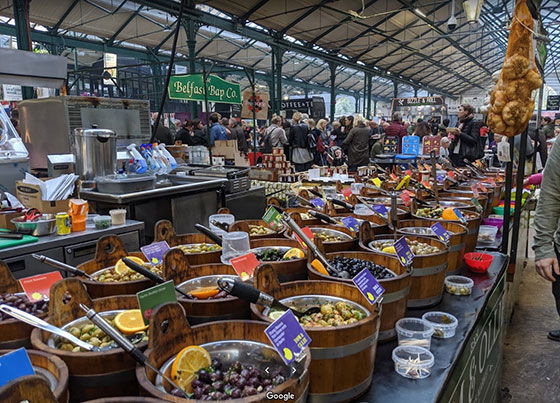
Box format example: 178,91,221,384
168,74,242,104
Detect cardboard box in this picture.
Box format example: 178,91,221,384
0,210,23,231
15,180,69,214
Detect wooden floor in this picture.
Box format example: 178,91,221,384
501,260,560,403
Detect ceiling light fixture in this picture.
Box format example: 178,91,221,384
462,0,484,25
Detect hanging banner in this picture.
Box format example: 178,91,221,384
168,74,241,104
241,90,269,119
103,53,117,85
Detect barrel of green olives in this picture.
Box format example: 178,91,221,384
284,224,358,253
397,219,468,275
249,238,308,282
84,398,163,403
0,349,69,403
77,235,154,298
360,234,449,308
286,208,327,226
30,278,148,401
153,220,222,265
251,266,381,402
229,219,285,239
161,249,251,324
307,251,411,341
137,302,311,403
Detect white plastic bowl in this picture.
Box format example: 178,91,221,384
396,317,434,350
392,345,434,379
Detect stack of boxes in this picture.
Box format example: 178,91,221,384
261,148,292,174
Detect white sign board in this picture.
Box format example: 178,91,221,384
103,53,117,85
2,84,22,101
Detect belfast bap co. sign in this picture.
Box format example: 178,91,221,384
168,74,242,104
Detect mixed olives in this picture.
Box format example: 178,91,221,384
369,239,441,255
0,293,48,321
416,207,444,219
270,301,365,328
177,243,221,254
253,248,297,262
170,359,286,400
327,257,395,279
93,264,163,283
249,225,275,235
313,231,347,243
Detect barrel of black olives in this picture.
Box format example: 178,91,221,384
249,238,308,282
30,278,148,401
251,266,381,402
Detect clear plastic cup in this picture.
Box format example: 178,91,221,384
209,214,235,236
353,203,373,216
350,183,365,195
396,318,434,350
221,231,251,265
109,209,126,226
445,275,474,296
422,311,458,339
392,345,434,379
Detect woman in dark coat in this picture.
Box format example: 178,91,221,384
343,115,370,171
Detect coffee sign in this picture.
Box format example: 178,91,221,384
168,74,241,104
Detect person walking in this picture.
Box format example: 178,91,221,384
312,119,329,166
229,119,248,154
343,115,370,171
332,121,345,147
384,112,408,153
449,104,482,166
288,112,313,172
261,116,287,154
191,119,208,146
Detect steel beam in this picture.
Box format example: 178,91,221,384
107,5,143,45
196,29,224,55
279,0,334,35
51,0,81,32
240,0,271,22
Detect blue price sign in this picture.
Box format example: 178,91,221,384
430,222,450,243
265,310,311,365
341,216,360,232
310,198,325,209
372,204,388,217
353,268,385,304
394,236,414,267
0,348,34,387
453,208,467,223
141,241,170,265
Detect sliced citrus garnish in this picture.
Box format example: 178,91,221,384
442,208,458,220
189,286,219,299
114,256,145,275
282,247,305,260
114,309,149,335
171,345,212,393
311,259,329,276
382,246,396,254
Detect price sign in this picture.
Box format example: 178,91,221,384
478,183,488,192
488,178,496,186
342,187,353,200
394,236,414,267
352,268,385,304
400,191,412,207
372,177,382,188
430,222,450,243
141,241,171,265
340,216,360,232
264,310,311,365
310,198,325,209
0,348,34,387
390,173,398,181
471,184,480,198
372,204,388,217
294,226,315,249
137,280,178,325
471,198,483,213
230,252,260,281
395,175,410,190
405,169,412,176
448,171,455,179
263,206,283,229
453,208,467,223
19,271,62,302
421,181,431,190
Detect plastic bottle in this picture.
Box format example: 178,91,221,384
126,158,136,174
151,143,170,173
139,144,156,173
147,143,165,174
126,144,148,173
157,144,178,171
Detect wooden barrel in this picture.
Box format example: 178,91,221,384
351,197,410,220
331,212,389,236
30,278,148,401
455,185,495,217
286,208,325,226
250,238,308,281
229,219,286,239
161,249,250,324
441,190,488,217
84,398,165,402
137,302,311,403
284,221,358,253
0,374,58,403
0,349,69,402
396,219,467,274
0,261,50,349
360,232,448,308
153,220,221,265
250,265,381,402
77,235,151,298
306,245,411,341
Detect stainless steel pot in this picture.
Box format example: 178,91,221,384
73,128,117,181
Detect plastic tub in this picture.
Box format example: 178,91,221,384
478,225,498,243
392,345,434,379
464,252,493,273
422,311,458,338
396,317,434,350
445,275,474,296
353,204,373,216
220,231,251,266
93,215,111,230
109,209,126,226
209,213,235,236
482,216,503,231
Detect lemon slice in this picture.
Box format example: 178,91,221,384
269,310,285,320
282,248,305,260
171,345,211,393
114,256,145,275
382,246,396,254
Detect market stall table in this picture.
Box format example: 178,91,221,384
363,252,508,403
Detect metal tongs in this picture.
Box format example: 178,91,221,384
32,254,92,279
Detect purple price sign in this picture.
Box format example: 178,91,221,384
310,198,325,209
264,310,311,365
141,241,170,265
394,236,414,267
341,216,360,232
372,204,388,217
430,222,450,243
352,268,385,304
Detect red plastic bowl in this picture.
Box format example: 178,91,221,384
464,252,493,273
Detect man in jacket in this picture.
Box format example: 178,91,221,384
288,112,313,171
209,113,227,145
343,115,370,171
265,116,288,151
384,112,407,153
449,104,482,166
229,119,248,154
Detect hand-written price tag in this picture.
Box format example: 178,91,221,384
478,182,488,192
342,187,353,200
437,174,445,183
341,216,360,232
394,236,414,267
471,198,483,213
430,222,450,243
0,348,34,387
294,227,315,249
352,268,385,304
263,206,282,229
19,271,62,302
372,204,388,217
230,252,260,281
471,184,480,198
141,241,170,265
400,191,412,207
137,280,178,325
372,177,382,188
264,310,311,365
453,208,467,223
310,198,325,209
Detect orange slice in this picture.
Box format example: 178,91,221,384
311,259,330,276
189,286,220,299
114,256,145,275
114,309,149,335
442,208,458,220
282,248,305,259
171,345,212,393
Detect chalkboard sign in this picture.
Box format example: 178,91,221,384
382,136,399,154
547,95,560,111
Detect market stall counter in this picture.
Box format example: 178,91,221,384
363,252,508,403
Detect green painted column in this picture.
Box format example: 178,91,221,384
270,50,276,115
186,19,198,119
12,0,34,99
366,73,372,119
329,62,337,121
414,87,418,97
393,81,399,99
274,47,283,115
362,77,367,115
373,99,377,118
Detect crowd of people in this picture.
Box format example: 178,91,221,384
154,105,558,173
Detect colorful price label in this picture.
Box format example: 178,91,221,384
372,204,388,217
471,184,480,198
390,173,398,181
400,191,412,207
395,175,410,191
453,208,467,223
136,280,178,325
340,216,360,232
478,182,488,192
471,198,484,213
342,187,353,200
19,271,62,302
405,169,412,176
372,177,382,188
0,348,34,387
394,236,414,267
430,222,450,243
294,226,315,249
488,178,496,186
352,268,385,304
141,241,171,265
310,198,325,209
263,206,282,229
448,171,455,179
264,310,311,365
421,181,431,190
230,252,260,281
